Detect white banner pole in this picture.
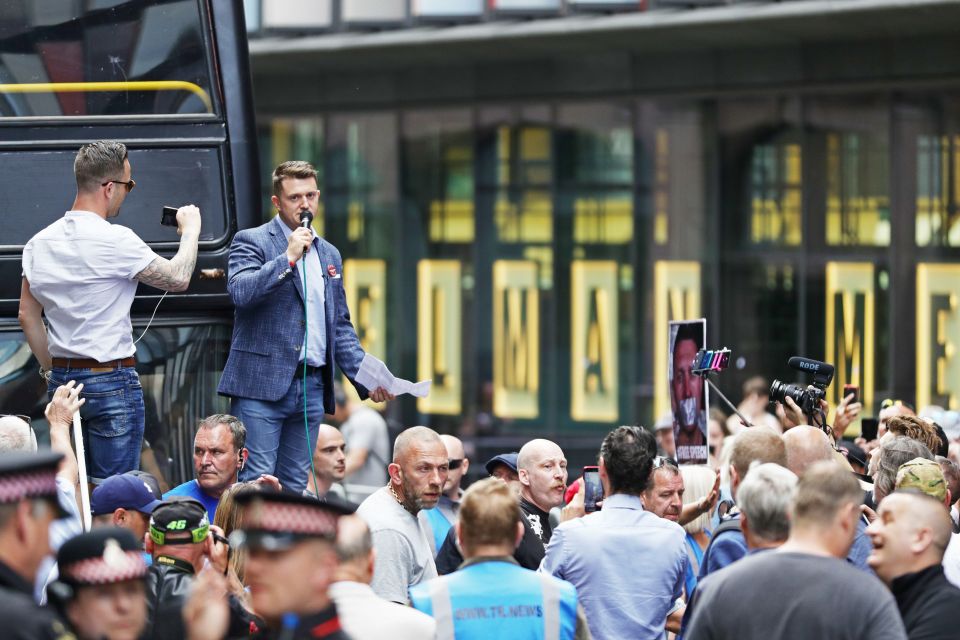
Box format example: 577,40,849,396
72,412,91,532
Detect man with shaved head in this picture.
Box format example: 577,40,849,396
356,426,448,603
422,435,469,554
517,438,568,568
782,425,873,570
867,490,960,638
305,424,347,500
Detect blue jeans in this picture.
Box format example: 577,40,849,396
48,367,144,484
232,366,325,493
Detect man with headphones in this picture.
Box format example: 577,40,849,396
164,414,252,521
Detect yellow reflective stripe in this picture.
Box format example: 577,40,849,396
0,81,212,113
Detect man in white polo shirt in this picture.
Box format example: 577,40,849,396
18,140,202,483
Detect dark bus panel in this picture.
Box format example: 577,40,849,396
0,0,258,490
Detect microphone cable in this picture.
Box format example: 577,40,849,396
299,228,320,496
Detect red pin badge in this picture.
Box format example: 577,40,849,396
327,265,338,278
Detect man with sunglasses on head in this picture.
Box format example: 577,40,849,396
422,435,469,554
20,140,202,482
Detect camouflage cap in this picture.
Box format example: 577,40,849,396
895,457,947,502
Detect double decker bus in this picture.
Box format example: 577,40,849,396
0,0,258,492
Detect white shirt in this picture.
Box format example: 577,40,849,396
22,210,157,362
329,581,436,640
943,532,960,588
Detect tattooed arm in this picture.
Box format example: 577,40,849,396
136,205,201,292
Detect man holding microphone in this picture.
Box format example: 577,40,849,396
19,140,201,482
218,161,391,493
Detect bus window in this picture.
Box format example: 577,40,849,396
0,0,216,117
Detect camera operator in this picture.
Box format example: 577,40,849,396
20,141,201,482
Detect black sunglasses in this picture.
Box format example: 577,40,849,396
101,179,136,192
448,458,464,470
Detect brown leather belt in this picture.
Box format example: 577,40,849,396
51,357,135,370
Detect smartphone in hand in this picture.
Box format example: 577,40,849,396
161,206,178,227
583,466,604,513
843,384,859,404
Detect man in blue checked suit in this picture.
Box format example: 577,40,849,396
218,161,393,493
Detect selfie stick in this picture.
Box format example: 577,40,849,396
695,371,754,429
72,412,92,531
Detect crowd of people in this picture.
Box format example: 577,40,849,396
4,375,960,639
6,140,960,639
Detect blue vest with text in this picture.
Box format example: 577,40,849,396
409,558,578,640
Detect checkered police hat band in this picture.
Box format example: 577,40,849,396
62,550,147,585
0,470,57,503
246,501,338,537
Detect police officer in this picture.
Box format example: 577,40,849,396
0,451,74,639
409,478,588,640
237,491,356,639
50,527,149,640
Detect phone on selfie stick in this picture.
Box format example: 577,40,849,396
583,466,604,513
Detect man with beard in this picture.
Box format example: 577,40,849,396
20,140,201,481
516,438,569,569
306,424,348,500
670,323,707,464
422,434,469,553
356,426,448,603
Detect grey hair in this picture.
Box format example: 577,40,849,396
74,140,128,192
0,416,36,453
198,414,246,451
737,462,798,543
874,436,933,503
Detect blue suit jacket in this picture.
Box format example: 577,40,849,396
217,217,368,411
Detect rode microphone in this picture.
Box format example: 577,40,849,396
787,356,835,387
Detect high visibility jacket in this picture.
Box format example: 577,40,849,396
409,556,578,640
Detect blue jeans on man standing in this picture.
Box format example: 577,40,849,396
48,366,145,484
231,365,325,494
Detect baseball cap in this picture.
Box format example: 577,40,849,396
484,452,519,476
58,527,147,588
0,450,67,517
231,490,354,552
125,470,162,499
91,474,163,516
895,457,947,502
149,497,210,545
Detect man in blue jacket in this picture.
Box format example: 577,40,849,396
218,161,391,493
410,477,587,639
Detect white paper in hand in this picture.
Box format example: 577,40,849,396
356,354,432,398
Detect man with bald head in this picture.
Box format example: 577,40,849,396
422,435,468,554
0,416,35,453
517,438,568,568
867,490,960,638
357,426,448,603
782,425,873,570
305,424,347,500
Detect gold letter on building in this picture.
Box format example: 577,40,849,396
342,260,386,406
493,261,540,419
417,260,462,415
571,261,619,422
917,264,960,410
653,262,701,421
825,262,874,427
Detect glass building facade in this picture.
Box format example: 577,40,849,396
252,87,960,458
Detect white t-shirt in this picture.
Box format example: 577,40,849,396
23,210,158,362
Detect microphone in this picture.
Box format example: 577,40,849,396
787,356,834,378
298,209,313,257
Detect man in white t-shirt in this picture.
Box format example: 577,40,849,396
19,140,201,483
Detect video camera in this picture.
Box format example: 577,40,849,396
770,356,835,420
